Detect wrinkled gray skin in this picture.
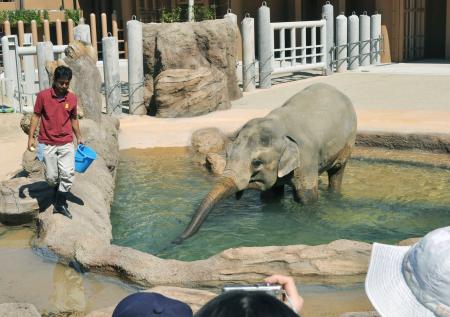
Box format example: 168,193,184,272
174,83,357,243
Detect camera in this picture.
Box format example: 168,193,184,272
222,283,283,298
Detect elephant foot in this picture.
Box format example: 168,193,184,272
293,187,318,205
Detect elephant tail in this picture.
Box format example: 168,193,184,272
172,177,238,244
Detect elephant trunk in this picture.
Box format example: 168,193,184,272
173,177,238,244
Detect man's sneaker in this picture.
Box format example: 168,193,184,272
53,191,72,219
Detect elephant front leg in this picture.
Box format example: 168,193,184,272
291,168,318,204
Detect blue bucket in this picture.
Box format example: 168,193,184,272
75,144,97,173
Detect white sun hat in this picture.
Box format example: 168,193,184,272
365,226,450,317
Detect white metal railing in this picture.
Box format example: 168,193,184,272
270,20,326,75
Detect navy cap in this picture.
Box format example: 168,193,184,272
112,292,193,317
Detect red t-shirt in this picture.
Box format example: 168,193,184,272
34,88,77,145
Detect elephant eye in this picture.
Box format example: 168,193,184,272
252,159,264,168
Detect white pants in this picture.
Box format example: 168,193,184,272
42,143,75,193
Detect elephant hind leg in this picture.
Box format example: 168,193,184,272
327,162,347,193
328,144,352,193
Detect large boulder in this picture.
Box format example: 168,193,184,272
0,177,53,225
154,68,229,118
143,19,242,118
191,127,228,175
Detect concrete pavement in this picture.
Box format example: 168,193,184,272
119,65,450,149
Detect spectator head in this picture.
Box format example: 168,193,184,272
195,290,298,317
112,292,193,317
365,226,450,317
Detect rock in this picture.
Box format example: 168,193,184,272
356,132,450,154
0,177,53,225
46,41,103,122
72,238,371,288
191,127,228,174
0,303,41,317
143,19,242,117
191,128,228,155
20,113,37,136
22,149,44,177
206,153,226,175
340,312,380,317
84,308,114,317
154,68,229,117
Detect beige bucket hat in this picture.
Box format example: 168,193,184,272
365,226,450,317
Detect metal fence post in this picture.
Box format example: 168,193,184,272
348,13,359,70
257,2,272,89
127,19,146,115
322,1,334,75
370,12,382,65
102,35,122,115
242,14,256,92
359,12,370,66
336,13,347,72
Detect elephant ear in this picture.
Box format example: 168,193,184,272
278,136,300,178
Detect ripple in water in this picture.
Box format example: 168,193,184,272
111,148,450,261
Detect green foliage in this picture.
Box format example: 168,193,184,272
0,9,45,26
43,10,49,21
0,9,80,26
193,5,215,21
160,7,182,23
64,9,81,24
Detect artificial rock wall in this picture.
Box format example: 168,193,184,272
142,19,243,118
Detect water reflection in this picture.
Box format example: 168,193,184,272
49,265,86,312
0,228,136,314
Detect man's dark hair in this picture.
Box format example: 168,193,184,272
53,65,72,81
195,291,298,317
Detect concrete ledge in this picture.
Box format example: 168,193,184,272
356,131,450,153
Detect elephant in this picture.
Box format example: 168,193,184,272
173,83,357,243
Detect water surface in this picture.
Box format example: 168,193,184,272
111,148,450,261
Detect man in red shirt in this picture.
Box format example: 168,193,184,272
27,66,83,219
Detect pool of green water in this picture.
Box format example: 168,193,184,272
111,148,450,261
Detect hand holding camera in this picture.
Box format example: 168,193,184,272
222,274,303,315
265,274,304,314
